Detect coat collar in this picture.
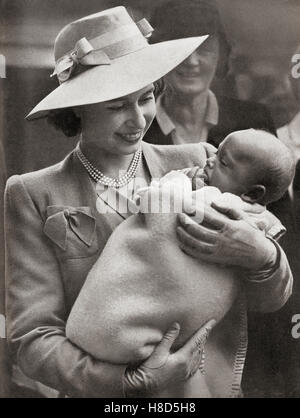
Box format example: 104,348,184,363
69,149,99,210
155,90,219,137
141,141,166,181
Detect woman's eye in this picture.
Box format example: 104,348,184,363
140,95,154,104
107,95,153,110
107,106,124,111
106,103,126,111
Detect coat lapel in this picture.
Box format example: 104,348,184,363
142,141,166,180
96,187,139,220
68,142,187,223
72,150,141,221
70,150,125,228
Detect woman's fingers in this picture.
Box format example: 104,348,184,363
179,242,215,260
125,321,216,397
144,322,181,369
182,202,197,216
184,220,219,243
202,205,231,229
156,322,181,352
177,218,219,246
211,201,245,221
177,233,216,256
242,202,265,214
180,205,227,231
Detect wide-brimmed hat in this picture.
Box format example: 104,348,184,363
27,6,208,120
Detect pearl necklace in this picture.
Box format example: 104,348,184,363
76,145,142,188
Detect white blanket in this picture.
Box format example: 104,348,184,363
66,173,240,367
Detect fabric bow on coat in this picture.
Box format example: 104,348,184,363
43,206,96,250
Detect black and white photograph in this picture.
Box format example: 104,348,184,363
0,0,300,400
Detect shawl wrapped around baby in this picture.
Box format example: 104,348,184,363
66,172,258,397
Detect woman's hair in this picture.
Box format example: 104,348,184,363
150,0,231,78
47,79,165,137
47,108,82,138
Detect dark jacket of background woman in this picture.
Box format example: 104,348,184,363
144,94,277,148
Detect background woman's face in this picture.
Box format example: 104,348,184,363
78,84,156,155
164,36,219,96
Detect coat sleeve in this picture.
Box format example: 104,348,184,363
5,175,126,398
244,239,293,313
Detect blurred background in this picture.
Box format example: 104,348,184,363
1,0,300,174
1,0,300,397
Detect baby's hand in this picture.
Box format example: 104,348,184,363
181,167,206,191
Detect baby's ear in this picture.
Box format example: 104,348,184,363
241,185,266,204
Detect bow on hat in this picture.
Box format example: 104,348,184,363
51,38,111,83
51,18,154,83
44,206,96,251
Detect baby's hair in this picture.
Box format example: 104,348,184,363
248,129,295,204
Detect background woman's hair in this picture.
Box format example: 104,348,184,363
46,79,165,137
150,0,231,79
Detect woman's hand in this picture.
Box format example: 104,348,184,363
177,201,277,271
123,320,216,398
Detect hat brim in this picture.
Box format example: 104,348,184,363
26,36,208,120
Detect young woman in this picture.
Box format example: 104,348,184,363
144,0,276,148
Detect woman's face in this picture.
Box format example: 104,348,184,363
164,36,219,97
78,84,156,155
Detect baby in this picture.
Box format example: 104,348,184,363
183,128,295,237
66,129,294,398
197,129,293,203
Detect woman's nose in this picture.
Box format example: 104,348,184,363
127,105,146,129
183,51,200,67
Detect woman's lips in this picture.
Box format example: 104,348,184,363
116,131,143,143
177,72,201,79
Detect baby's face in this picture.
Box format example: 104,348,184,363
204,134,255,195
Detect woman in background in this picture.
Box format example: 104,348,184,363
144,0,276,148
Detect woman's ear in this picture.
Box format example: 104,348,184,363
241,185,266,204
